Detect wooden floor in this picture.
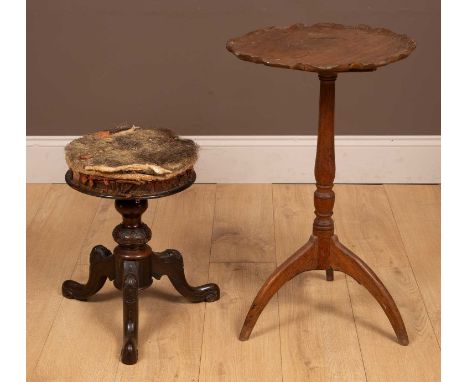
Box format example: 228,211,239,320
27,184,440,382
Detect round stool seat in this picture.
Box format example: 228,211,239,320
65,126,197,199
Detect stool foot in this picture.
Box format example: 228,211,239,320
152,249,220,303
121,261,139,365
62,245,114,301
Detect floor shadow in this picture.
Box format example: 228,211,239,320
143,287,189,304
86,288,120,302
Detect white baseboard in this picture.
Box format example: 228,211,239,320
26,135,440,183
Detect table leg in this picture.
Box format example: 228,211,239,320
239,73,408,346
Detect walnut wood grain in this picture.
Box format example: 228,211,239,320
227,23,415,73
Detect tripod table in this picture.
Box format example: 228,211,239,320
226,23,416,345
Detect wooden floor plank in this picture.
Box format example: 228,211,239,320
199,262,282,382
272,184,314,264
334,185,411,269
384,185,441,344
273,185,366,381
27,185,100,379
30,264,121,382
211,184,275,263
334,185,440,381
26,184,52,228
149,185,216,285
347,267,440,381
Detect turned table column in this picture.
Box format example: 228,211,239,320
314,73,337,280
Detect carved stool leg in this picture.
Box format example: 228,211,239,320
330,237,409,345
112,199,152,365
121,261,139,365
152,249,220,303
62,245,114,301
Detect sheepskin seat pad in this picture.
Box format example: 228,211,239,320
65,126,198,182
64,125,198,199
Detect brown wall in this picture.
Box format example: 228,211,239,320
27,1,440,136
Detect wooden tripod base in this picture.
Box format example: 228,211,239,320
239,235,409,345
239,72,408,346
61,199,220,365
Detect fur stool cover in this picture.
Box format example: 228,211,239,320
65,125,198,198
